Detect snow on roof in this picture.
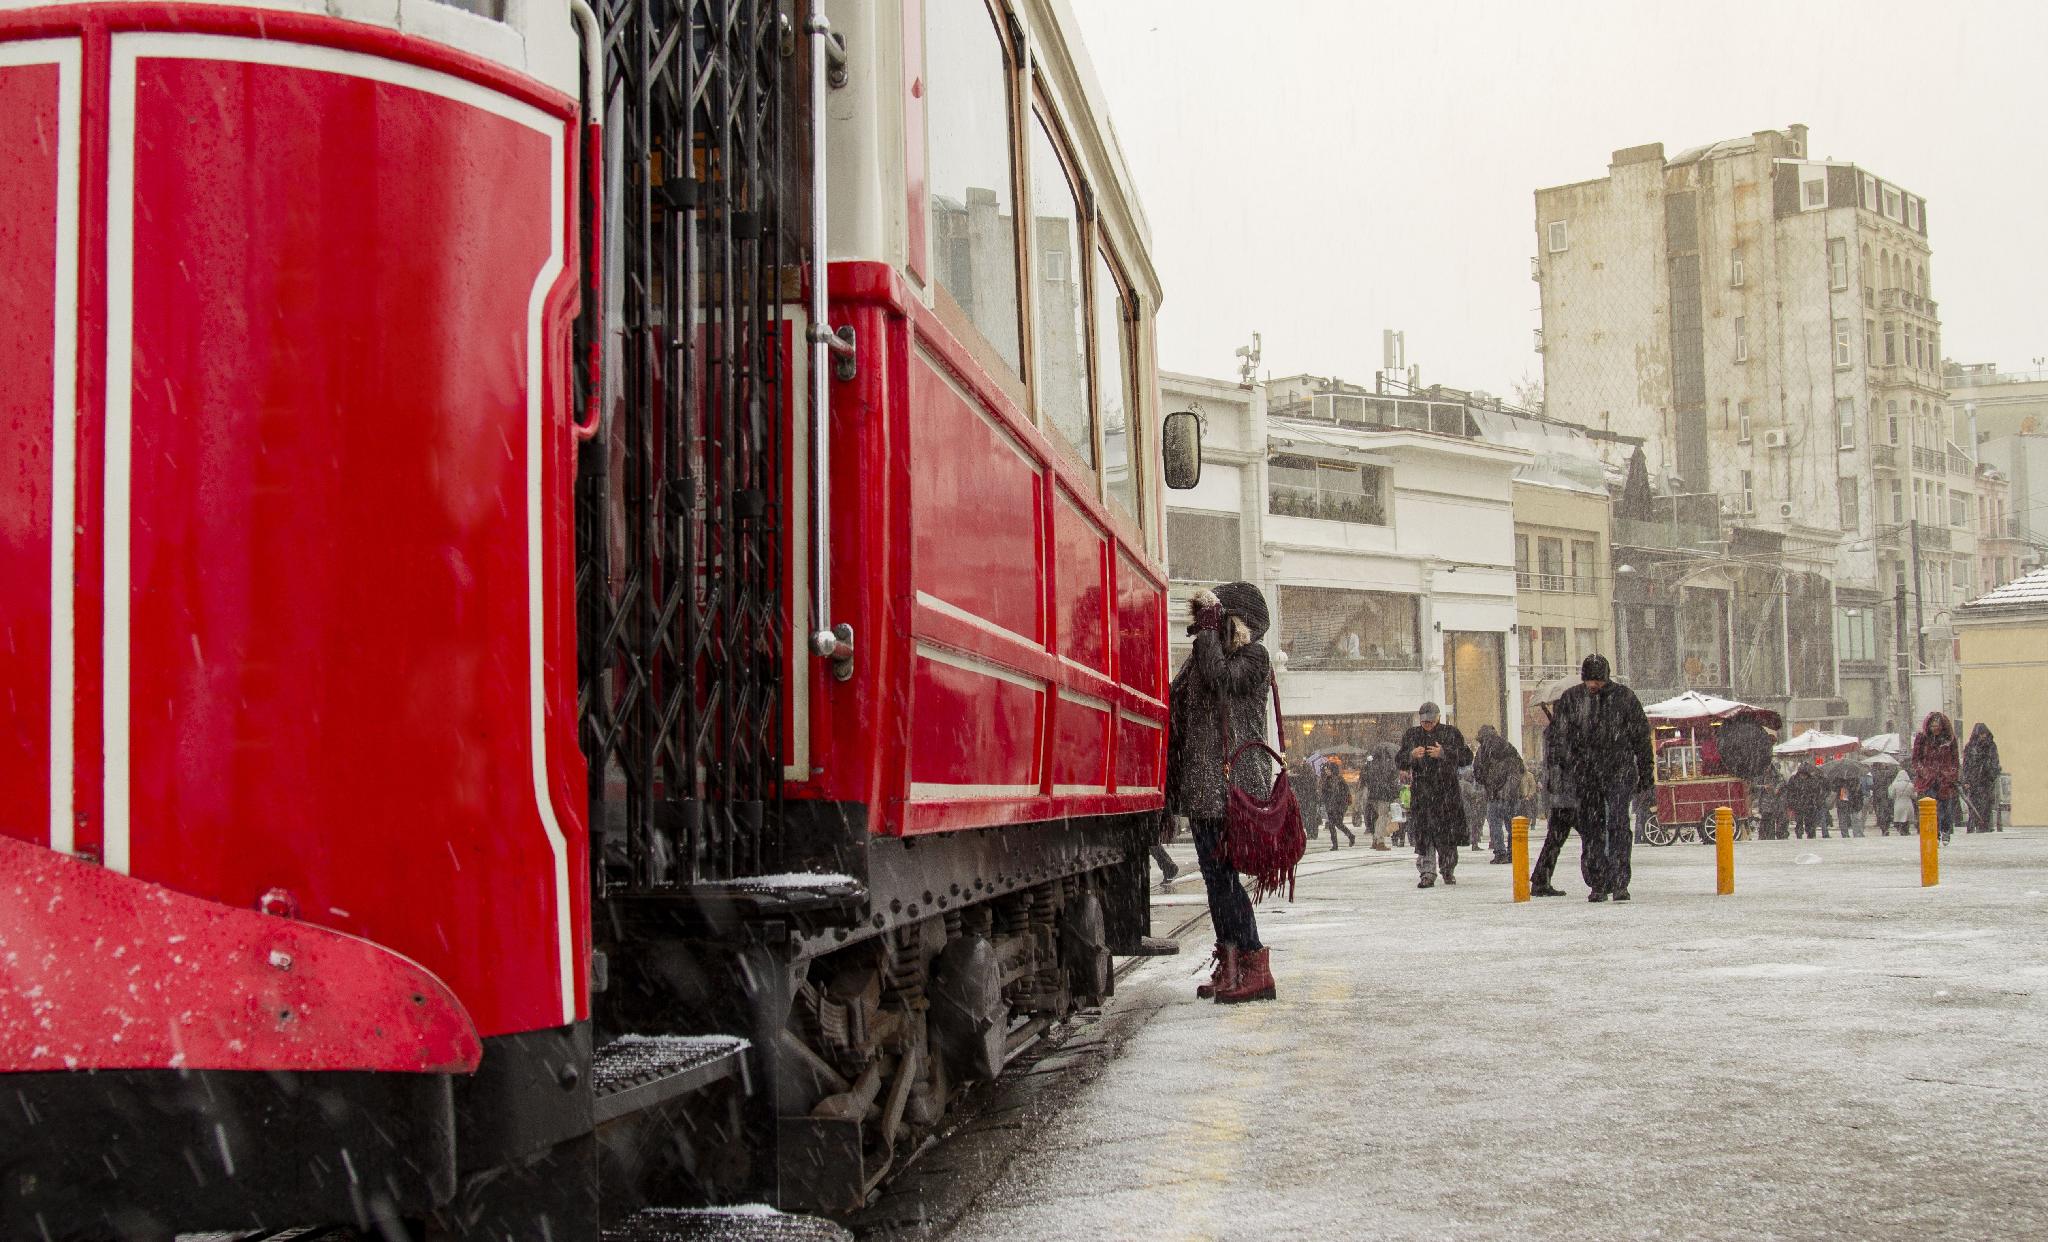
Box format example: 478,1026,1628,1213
1964,564,2048,612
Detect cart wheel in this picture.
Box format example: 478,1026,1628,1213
1643,813,1678,847
1697,813,1717,845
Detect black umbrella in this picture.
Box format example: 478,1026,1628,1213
1817,757,1868,790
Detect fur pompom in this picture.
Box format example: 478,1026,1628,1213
1189,588,1219,619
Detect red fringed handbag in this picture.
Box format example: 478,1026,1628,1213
1220,679,1307,901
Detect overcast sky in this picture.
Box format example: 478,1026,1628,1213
1070,0,2048,401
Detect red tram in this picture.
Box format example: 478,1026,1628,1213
0,0,1195,1234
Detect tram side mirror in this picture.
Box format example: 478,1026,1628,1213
1162,411,1202,490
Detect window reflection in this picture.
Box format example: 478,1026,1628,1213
1030,112,1093,467
1096,248,1137,522
928,0,1021,373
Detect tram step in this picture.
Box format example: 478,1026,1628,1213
593,1034,751,1125
603,1206,853,1242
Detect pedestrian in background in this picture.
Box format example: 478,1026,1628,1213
1164,583,1280,1004
1361,747,1399,851
1963,724,2001,833
1912,712,1961,844
1398,702,1472,888
1552,655,1654,902
1888,765,1916,836
1291,759,1323,849
1474,724,1524,865
1528,696,1580,897
1320,760,1356,850
1786,764,1825,839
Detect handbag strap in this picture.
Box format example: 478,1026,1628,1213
1219,672,1287,775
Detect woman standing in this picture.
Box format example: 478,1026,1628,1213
1889,765,1918,836
1912,712,1961,844
1165,582,1279,1005
1963,724,2002,833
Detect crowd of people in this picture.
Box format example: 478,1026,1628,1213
1161,579,2015,1007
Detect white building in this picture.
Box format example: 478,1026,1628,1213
1162,371,1526,751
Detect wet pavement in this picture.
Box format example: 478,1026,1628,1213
864,829,2048,1240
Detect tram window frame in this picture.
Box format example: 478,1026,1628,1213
1025,88,1099,478
1094,241,1144,534
924,0,1030,412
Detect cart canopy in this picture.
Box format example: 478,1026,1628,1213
1774,728,1861,759
1644,691,1783,730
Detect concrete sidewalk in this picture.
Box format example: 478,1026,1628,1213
943,831,2048,1240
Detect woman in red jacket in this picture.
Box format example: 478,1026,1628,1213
1911,711,1961,844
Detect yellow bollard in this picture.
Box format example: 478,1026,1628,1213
1715,805,1734,895
1919,797,1939,887
1511,816,1530,902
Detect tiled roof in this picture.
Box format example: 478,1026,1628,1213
1964,565,2048,611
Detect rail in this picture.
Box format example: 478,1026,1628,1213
806,15,855,680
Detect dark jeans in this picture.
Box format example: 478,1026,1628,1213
1587,772,1636,894
1531,806,1591,890
1413,812,1461,881
1487,800,1513,858
1192,816,1261,951
1325,807,1355,846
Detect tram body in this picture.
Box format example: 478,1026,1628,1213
0,0,1177,1234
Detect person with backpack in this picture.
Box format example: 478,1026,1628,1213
1473,724,1525,865
1164,583,1281,1005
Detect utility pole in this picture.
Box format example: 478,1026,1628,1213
1893,575,1910,701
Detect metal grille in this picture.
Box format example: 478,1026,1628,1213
576,0,795,890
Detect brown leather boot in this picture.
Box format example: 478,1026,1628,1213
1216,947,1275,1004
1198,944,1237,999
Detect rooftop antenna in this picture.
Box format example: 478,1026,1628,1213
1234,332,1262,388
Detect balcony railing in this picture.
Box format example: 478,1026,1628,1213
1870,444,1897,469
1516,571,1596,595
1949,450,1973,476
1919,524,1952,552
1615,515,1722,550
1912,445,1945,473
1878,287,1939,319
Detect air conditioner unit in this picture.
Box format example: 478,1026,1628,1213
1762,429,1789,449
1778,502,1795,519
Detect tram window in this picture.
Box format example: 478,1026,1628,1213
1096,247,1139,524
1029,111,1094,469
928,0,1022,375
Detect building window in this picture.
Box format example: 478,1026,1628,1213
1802,176,1827,209
1570,538,1597,594
1828,237,1848,290
1915,263,1927,298
1737,400,1752,444
1865,319,1875,363
1730,248,1745,287
1839,477,1859,530
1267,454,1386,525
1837,606,1878,662
1887,400,1900,444
1166,510,1240,583
1514,532,1530,584
1836,397,1856,448
1029,111,1095,468
1884,186,1903,221
1734,316,1748,362
1891,479,1903,523
1519,626,1536,673
1833,319,1852,369
1951,491,1968,528
1907,197,1921,230
1540,626,1567,672
1861,174,1878,211
1574,628,1602,663
1883,321,1896,365
1547,220,1568,253
1739,470,1754,515
928,0,1023,375
1536,536,1566,591
1276,586,1421,671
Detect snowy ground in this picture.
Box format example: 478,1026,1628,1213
932,829,2048,1241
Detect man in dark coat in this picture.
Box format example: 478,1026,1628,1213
1473,724,1525,864
1528,700,1585,896
1784,764,1825,839
1360,746,1399,850
1963,723,2001,833
1552,654,1654,901
1319,761,1355,849
1397,701,1472,888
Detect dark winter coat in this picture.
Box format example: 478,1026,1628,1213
1165,611,1276,820
1785,766,1828,818
1473,726,1525,802
1553,678,1655,800
1963,725,2000,793
1319,766,1352,819
1396,722,1472,836
1911,712,1960,800
1361,750,1400,802
1291,763,1322,824
1538,711,1577,811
